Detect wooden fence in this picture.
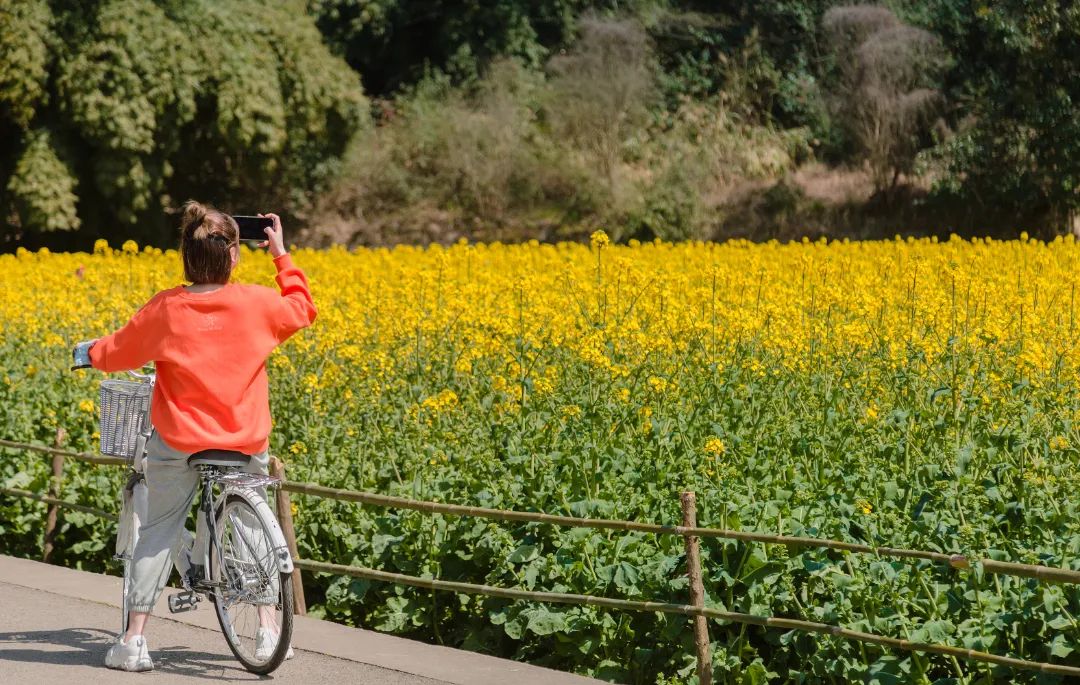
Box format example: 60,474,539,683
2,437,1079,681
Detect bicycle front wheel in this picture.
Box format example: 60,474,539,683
208,493,294,675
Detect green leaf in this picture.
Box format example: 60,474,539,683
741,660,773,685
1050,634,1074,658
372,533,402,556
611,561,641,591
1046,615,1072,630
3,471,32,489
525,607,567,636
507,543,539,564
503,613,525,640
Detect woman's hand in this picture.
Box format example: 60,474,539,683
257,213,287,258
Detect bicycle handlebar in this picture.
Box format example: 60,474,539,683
70,340,155,379
71,340,95,370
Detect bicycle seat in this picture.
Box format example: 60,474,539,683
187,449,250,468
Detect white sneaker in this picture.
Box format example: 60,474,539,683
254,627,294,661
104,634,153,672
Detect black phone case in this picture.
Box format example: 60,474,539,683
233,215,274,241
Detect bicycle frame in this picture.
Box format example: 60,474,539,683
189,467,293,587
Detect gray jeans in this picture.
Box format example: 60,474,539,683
128,431,269,613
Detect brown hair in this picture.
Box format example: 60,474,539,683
179,200,238,284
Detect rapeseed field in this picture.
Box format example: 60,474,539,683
2,234,1078,683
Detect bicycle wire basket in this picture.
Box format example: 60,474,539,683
99,379,152,458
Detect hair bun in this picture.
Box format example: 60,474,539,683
178,199,239,284
181,200,207,233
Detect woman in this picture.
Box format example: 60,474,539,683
75,201,316,671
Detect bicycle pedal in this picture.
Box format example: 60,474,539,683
168,591,200,613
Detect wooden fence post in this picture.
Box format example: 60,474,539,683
271,456,307,615
681,491,712,685
43,428,67,563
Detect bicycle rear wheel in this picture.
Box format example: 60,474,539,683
208,492,294,674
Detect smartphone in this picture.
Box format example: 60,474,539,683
232,215,274,241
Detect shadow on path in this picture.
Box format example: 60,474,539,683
0,627,270,680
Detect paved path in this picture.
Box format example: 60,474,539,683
0,555,606,685
0,581,442,684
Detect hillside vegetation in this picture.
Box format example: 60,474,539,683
1,1,1078,247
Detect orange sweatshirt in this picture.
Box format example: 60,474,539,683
90,254,317,455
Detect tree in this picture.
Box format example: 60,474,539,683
924,0,1080,235
547,17,655,199
310,0,590,96
0,1,78,233
823,6,947,194
0,0,368,249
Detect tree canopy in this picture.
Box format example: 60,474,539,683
0,0,366,248
2,0,1079,247
925,0,1080,232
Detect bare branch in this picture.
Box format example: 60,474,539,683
823,6,947,193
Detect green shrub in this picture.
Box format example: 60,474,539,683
312,59,608,243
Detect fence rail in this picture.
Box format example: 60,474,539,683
3,435,1080,681
294,559,1080,678
0,439,127,466
0,486,115,520
279,480,1080,584
5,438,1078,585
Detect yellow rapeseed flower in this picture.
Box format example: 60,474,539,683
647,376,669,393
6,233,1080,508
421,389,459,414
703,437,726,457
533,375,554,396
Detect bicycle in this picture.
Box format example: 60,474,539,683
99,368,295,674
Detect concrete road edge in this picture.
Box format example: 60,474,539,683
0,554,605,685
